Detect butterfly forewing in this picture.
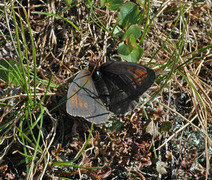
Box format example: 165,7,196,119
99,62,155,115
66,70,110,124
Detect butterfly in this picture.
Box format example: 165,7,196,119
66,61,155,124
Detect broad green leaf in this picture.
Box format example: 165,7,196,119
65,0,73,5
112,25,124,38
118,42,132,56
161,121,173,132
117,2,140,28
100,0,106,7
105,0,123,10
118,38,142,62
122,24,141,40
129,34,137,47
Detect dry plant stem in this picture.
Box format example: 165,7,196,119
190,73,212,112
166,97,210,135
76,133,95,179
156,100,212,147
102,9,112,63
156,113,197,151
205,135,209,180
178,50,211,178
0,101,21,123
156,0,171,18
29,107,57,178
15,133,40,153
192,91,210,179
0,93,56,102
39,107,57,179
186,67,211,179
0,139,14,160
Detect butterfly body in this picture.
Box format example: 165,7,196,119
67,61,155,124
89,63,110,106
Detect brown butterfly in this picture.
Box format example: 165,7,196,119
66,61,155,124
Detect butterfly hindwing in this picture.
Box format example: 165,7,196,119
66,70,110,124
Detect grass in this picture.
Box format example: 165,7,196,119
0,0,211,179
